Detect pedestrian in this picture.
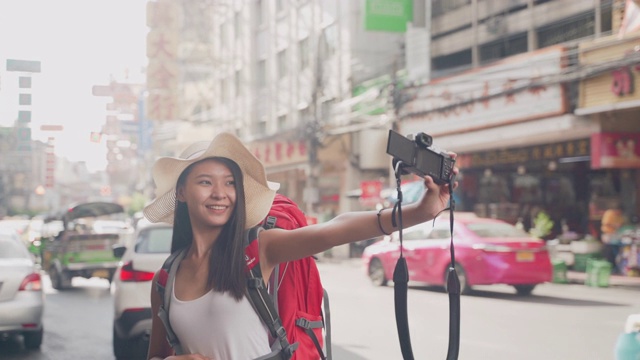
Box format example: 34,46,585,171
601,202,627,273
144,132,458,360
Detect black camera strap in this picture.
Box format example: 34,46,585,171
391,162,460,360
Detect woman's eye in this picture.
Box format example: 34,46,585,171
226,181,235,186
199,180,212,185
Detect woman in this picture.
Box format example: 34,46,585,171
144,132,458,360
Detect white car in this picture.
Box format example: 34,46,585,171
0,226,44,349
111,219,172,360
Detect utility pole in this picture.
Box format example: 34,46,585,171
303,2,326,216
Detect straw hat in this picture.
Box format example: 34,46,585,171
143,132,278,229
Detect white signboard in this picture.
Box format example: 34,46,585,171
399,46,567,137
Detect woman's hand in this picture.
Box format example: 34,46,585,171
416,154,459,220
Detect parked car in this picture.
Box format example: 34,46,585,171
40,201,129,290
0,226,44,349
111,219,172,360
362,213,553,295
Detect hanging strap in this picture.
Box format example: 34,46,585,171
445,178,460,360
391,165,414,360
392,163,460,360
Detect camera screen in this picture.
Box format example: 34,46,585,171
415,150,443,177
386,130,416,164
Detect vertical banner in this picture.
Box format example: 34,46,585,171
364,0,413,32
146,0,180,121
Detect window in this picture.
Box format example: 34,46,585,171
299,107,311,123
466,223,529,238
256,120,267,134
235,70,242,97
220,22,227,48
299,38,309,70
321,24,338,57
256,0,266,27
277,49,288,79
427,227,452,239
221,78,228,103
537,12,595,48
403,227,430,241
277,114,288,129
234,12,242,39
0,238,29,259
135,227,172,254
257,60,266,88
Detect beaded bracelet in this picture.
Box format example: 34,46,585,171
377,208,391,236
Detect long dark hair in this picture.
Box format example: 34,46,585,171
171,157,248,300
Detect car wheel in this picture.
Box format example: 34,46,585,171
49,267,70,290
23,328,43,349
368,258,388,286
49,267,62,290
113,326,132,360
445,263,472,295
514,284,536,296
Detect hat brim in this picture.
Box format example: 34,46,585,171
143,132,276,229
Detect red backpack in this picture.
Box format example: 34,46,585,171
156,194,331,360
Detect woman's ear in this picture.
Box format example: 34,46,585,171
176,186,186,202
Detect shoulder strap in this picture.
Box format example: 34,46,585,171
244,226,298,360
156,248,187,355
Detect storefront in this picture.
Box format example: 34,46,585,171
397,46,597,238
575,32,640,274
575,32,640,220
456,139,592,236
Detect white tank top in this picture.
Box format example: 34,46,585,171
170,283,271,359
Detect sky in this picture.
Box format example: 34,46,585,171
0,0,148,173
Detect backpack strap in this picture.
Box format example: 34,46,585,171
295,317,326,360
244,226,298,360
156,248,187,355
323,289,332,360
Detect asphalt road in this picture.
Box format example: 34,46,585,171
322,258,640,360
1,259,638,360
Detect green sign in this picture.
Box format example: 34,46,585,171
364,0,413,33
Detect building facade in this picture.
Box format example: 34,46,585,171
148,0,404,224
396,0,638,241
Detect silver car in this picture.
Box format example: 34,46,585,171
0,226,44,349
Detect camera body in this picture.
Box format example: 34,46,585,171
386,129,455,185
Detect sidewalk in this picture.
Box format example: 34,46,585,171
567,270,640,289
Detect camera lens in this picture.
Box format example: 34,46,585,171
415,132,433,148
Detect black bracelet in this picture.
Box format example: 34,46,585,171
377,208,391,236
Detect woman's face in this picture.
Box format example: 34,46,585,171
177,159,237,230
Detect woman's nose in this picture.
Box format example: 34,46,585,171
209,184,226,199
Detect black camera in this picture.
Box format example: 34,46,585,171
386,129,455,185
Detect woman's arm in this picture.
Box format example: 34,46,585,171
260,173,456,269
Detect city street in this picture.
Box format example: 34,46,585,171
1,258,638,360
323,259,640,360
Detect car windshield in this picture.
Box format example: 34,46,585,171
135,227,173,254
466,222,530,238
0,238,30,259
